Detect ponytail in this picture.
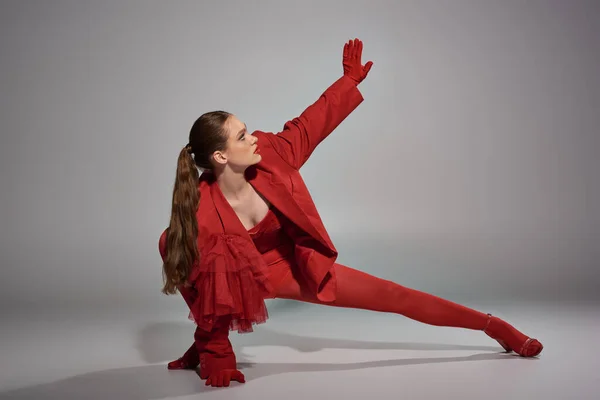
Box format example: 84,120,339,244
161,146,200,294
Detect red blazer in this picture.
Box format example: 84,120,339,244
160,75,364,303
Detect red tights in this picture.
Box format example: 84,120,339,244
267,262,489,330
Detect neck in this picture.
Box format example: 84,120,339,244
215,167,251,201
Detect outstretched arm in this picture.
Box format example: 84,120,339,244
261,38,373,170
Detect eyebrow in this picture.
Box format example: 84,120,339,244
237,124,247,139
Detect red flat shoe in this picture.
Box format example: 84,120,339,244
483,313,543,357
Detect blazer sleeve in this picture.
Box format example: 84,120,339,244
195,316,238,379
262,75,364,170
178,287,239,379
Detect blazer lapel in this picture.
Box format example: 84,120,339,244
246,166,331,250
208,176,252,239
200,167,331,251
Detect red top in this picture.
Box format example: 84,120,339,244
247,207,295,266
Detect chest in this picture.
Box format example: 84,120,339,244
229,185,272,230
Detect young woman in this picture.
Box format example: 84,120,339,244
158,38,543,388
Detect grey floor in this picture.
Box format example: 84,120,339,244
0,299,597,400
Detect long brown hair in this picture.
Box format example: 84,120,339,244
161,111,231,294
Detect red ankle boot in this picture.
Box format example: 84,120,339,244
167,343,199,370
483,313,543,357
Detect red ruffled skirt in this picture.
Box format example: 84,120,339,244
186,233,275,334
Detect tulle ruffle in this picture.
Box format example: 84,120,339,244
187,233,274,334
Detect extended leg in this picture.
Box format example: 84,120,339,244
271,262,543,356
274,262,488,329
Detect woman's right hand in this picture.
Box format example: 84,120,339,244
342,38,373,85
205,369,246,387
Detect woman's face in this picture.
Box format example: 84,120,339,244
213,114,261,170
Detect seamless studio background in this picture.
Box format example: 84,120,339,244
0,0,599,398
1,0,597,313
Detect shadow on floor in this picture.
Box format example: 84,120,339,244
136,320,510,363
0,352,525,399
0,321,538,399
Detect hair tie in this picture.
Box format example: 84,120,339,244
185,143,192,154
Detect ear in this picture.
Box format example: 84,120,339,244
212,150,227,166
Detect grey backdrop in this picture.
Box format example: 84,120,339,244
1,0,598,317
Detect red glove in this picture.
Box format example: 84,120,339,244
342,38,373,85
205,369,246,387
199,353,245,387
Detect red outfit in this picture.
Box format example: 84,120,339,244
160,73,542,386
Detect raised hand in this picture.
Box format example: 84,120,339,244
342,38,373,85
